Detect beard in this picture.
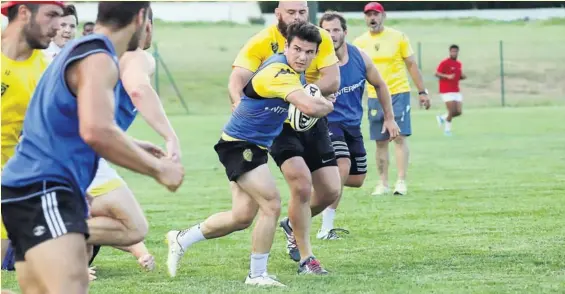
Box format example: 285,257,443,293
23,17,50,50
127,23,146,51
334,37,345,51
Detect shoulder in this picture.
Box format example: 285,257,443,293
256,62,297,78
384,27,410,41
353,32,370,46
244,25,277,48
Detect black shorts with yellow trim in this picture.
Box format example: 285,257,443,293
214,134,269,182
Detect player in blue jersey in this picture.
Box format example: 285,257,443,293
166,22,334,286
0,2,184,293
317,11,400,239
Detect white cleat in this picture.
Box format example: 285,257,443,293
371,184,390,196
393,180,407,195
244,272,286,287
436,115,445,128
317,228,349,240
166,230,185,278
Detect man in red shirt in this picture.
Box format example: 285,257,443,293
435,44,466,135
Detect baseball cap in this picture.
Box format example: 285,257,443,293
1,1,65,17
364,2,385,14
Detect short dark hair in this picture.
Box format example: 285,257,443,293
286,22,322,50
7,3,39,22
96,1,150,29
63,4,78,25
319,11,347,31
450,44,459,50
148,7,153,24
83,21,94,29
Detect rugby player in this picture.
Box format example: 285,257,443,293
43,4,77,59
87,7,181,273
166,22,334,286
1,0,64,272
1,2,184,293
317,11,400,239
82,21,94,35
227,0,341,274
435,44,466,136
354,2,431,196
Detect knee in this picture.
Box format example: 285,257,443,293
393,136,406,145
316,183,340,207
259,191,281,219
125,218,148,245
376,141,389,150
345,174,366,188
285,171,312,203
453,109,462,117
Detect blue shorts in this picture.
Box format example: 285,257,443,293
367,92,412,141
328,122,367,175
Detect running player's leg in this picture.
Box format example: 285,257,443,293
87,159,148,247
2,183,90,293
368,97,391,195
391,92,412,195
168,140,283,286
437,93,462,135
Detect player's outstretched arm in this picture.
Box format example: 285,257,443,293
70,52,184,191
121,49,181,162
286,90,334,118
360,50,394,121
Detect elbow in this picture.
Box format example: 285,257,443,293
328,75,340,94
80,124,111,149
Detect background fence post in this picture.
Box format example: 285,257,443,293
308,1,318,24
499,40,506,107
418,41,422,70
153,42,160,96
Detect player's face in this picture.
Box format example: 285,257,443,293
23,4,63,49
364,10,384,32
275,1,308,37
83,24,94,36
285,37,318,73
53,15,77,47
450,48,459,60
321,18,346,51
127,8,149,51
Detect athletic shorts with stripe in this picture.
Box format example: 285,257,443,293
327,122,367,175
1,181,89,261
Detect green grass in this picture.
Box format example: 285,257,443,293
3,20,565,293
2,106,565,293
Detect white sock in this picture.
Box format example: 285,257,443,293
177,224,206,250
250,253,269,278
441,113,448,121
321,208,336,231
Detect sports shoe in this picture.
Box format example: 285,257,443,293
316,228,350,240
245,272,286,287
279,217,300,262
436,115,445,128
371,183,390,196
393,180,407,195
298,256,328,275
165,230,185,277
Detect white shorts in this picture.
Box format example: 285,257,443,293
87,158,126,197
440,92,463,102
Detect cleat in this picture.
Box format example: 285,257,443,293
298,256,328,275
165,230,185,277
393,180,407,195
245,272,286,287
279,217,300,262
316,228,350,240
371,184,390,196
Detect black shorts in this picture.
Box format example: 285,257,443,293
328,122,368,175
269,118,337,172
1,181,89,262
214,139,269,182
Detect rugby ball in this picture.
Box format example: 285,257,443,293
288,84,321,132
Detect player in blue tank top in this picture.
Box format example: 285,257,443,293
164,23,333,286
0,3,184,293
317,12,400,240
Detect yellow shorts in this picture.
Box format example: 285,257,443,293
87,158,127,197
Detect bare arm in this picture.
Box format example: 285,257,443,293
404,55,427,93
71,53,161,177
435,72,453,79
314,63,340,96
361,51,394,120
121,50,178,144
228,67,254,106
286,90,334,118
461,72,467,80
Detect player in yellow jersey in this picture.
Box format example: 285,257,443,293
1,0,64,273
354,2,431,196
226,1,341,274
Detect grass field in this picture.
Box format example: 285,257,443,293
2,20,565,293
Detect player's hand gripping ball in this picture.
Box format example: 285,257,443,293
288,84,321,132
